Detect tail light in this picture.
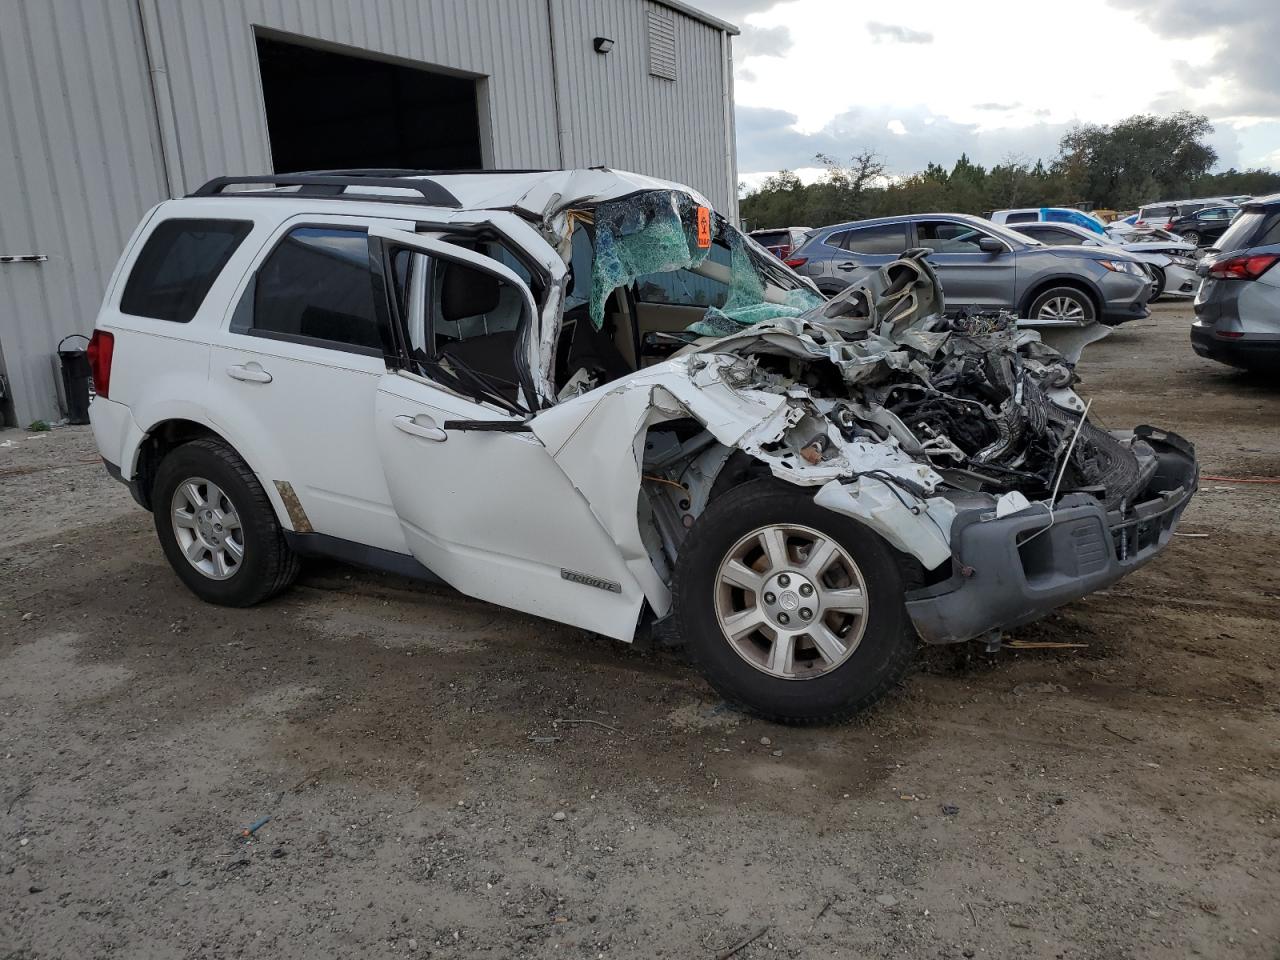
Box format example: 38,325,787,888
86,329,114,399
1208,253,1279,281
784,256,807,269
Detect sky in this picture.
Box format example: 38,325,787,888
692,0,1280,188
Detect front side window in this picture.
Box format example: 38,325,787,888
841,223,909,255
916,220,998,253
635,241,732,307
233,226,388,355
121,218,252,323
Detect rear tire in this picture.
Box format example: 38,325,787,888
152,439,300,607
1181,230,1202,247
671,479,917,724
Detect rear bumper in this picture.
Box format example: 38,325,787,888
1191,322,1280,369
905,427,1197,644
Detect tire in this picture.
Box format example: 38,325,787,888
1181,230,1202,247
1149,265,1166,301
671,478,917,724
152,438,300,606
1027,285,1096,325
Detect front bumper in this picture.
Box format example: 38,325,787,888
905,427,1197,644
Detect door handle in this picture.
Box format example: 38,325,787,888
394,414,447,442
836,261,857,271
226,363,272,384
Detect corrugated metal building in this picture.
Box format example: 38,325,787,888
0,0,738,427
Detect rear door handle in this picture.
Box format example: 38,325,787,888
393,414,447,442
836,261,857,271
226,363,272,384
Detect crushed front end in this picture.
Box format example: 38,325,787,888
653,251,1198,645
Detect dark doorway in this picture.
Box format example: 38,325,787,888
255,35,483,173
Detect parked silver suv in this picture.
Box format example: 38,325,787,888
791,213,1152,325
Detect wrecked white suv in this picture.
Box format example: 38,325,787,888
88,169,1197,723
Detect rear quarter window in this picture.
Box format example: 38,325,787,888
120,218,252,322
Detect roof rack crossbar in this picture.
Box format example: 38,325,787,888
188,174,462,208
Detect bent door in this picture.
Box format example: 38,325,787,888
368,228,646,640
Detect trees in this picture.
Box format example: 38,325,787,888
1055,111,1217,208
738,112,1278,231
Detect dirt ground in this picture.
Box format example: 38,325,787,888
2,301,1278,960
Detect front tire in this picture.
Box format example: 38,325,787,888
152,439,300,607
1149,265,1166,301
671,479,917,724
1028,286,1096,324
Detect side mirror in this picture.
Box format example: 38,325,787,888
977,237,1005,254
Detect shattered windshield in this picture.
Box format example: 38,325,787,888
585,190,822,338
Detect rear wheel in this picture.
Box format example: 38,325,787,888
1181,230,1202,247
152,439,300,606
1028,285,1096,324
672,479,917,724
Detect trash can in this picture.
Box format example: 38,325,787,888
58,333,92,425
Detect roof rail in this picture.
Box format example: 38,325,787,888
297,167,554,177
187,174,461,208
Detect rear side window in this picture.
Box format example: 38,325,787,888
120,218,251,322
231,226,389,355
841,223,909,255
751,231,790,248
1003,212,1038,224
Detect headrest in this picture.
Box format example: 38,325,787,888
441,263,501,321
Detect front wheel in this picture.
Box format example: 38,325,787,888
152,439,300,606
1028,286,1096,324
1149,265,1166,300
671,479,917,724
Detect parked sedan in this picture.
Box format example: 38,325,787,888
790,214,1151,325
1168,205,1238,247
1007,221,1199,299
1192,193,1280,370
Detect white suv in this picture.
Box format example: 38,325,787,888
89,169,1197,723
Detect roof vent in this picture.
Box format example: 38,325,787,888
647,7,677,81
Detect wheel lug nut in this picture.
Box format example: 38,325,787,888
778,574,790,587
778,613,790,625
763,592,776,604
799,583,813,597
799,608,812,621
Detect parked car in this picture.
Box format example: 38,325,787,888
790,213,1152,325
86,169,1196,724
1134,198,1240,232
1006,221,1199,299
989,207,1107,234
1168,205,1239,247
748,226,812,260
1191,192,1280,370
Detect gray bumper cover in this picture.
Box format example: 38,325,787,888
905,427,1197,644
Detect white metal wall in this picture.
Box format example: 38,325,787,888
0,0,169,427
0,0,737,426
549,0,738,216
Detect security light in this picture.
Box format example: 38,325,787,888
593,36,614,54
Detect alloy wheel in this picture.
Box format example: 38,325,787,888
713,523,869,680
1036,295,1087,323
170,477,245,580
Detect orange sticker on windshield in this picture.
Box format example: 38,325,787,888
695,206,711,248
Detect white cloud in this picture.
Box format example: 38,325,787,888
721,0,1280,175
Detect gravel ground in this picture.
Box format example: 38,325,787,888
1,301,1278,960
